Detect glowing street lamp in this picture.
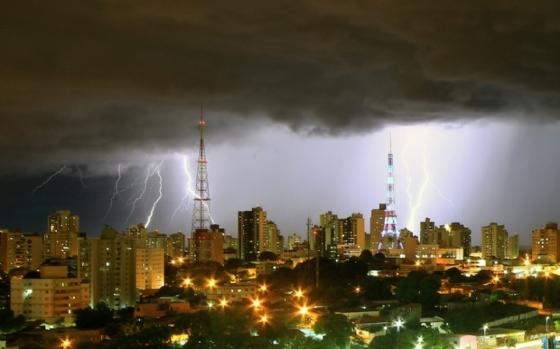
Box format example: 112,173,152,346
354,286,361,294
218,298,229,309
259,283,268,292
414,335,423,349
483,324,489,338
546,316,551,332
258,313,269,325
206,278,217,289
298,305,309,317
393,317,404,332
182,277,193,288
293,288,304,299
251,297,262,310
60,338,72,349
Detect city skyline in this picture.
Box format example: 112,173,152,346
2,2,560,245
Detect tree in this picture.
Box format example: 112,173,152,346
313,312,354,349
259,251,278,261
359,250,374,264
75,303,113,329
0,309,25,334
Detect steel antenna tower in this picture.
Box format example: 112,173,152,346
191,107,211,233
380,135,399,250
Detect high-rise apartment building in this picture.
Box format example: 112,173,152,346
370,204,386,249
238,207,267,261
166,232,186,258
506,234,519,260
481,222,508,260
86,227,136,309
532,223,560,263
11,265,89,322
0,231,43,273
44,210,79,259
287,233,302,250
192,224,224,264
420,218,436,244
443,222,472,257
340,213,366,250
319,211,339,250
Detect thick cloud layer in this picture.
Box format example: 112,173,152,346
1,1,560,171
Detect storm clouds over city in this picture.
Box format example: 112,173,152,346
1,1,560,242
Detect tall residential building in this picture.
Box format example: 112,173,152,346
532,223,560,263
0,231,43,273
44,210,79,259
319,211,339,250
287,233,302,250
87,227,136,309
238,207,267,261
192,224,224,264
420,218,436,244
264,221,282,255
370,204,386,249
11,265,89,322
443,222,472,257
481,222,508,260
340,213,366,250
506,234,519,260
165,232,186,258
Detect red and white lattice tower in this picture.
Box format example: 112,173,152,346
380,137,399,250
191,107,212,232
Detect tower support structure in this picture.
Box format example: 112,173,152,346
380,138,399,251
191,108,212,232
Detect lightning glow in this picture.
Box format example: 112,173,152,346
406,144,430,231
127,163,157,223
170,155,195,223
32,165,66,194
77,167,88,188
145,164,163,228
103,163,122,220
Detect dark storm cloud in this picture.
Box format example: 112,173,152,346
1,0,560,170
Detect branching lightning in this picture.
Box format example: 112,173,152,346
32,165,66,194
103,163,122,220
170,155,194,222
127,163,158,223
145,164,163,228
406,145,430,231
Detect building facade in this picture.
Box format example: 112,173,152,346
532,223,560,263
192,224,224,264
44,210,79,259
11,265,89,323
481,222,508,260
0,231,43,273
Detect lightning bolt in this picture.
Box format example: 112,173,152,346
170,154,214,227
406,144,430,232
170,155,194,222
127,163,158,223
145,165,163,228
402,139,415,223
103,163,122,220
32,165,66,194
77,167,88,189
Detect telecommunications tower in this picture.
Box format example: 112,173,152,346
380,137,399,250
191,107,212,232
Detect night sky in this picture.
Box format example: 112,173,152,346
1,2,560,244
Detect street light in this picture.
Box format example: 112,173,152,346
258,313,270,325
218,298,229,309
393,317,404,332
259,283,268,292
354,286,361,294
60,338,72,349
293,288,304,299
251,297,262,310
414,335,423,349
546,316,550,332
298,305,309,317
206,278,217,289
182,277,193,288
483,324,489,338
